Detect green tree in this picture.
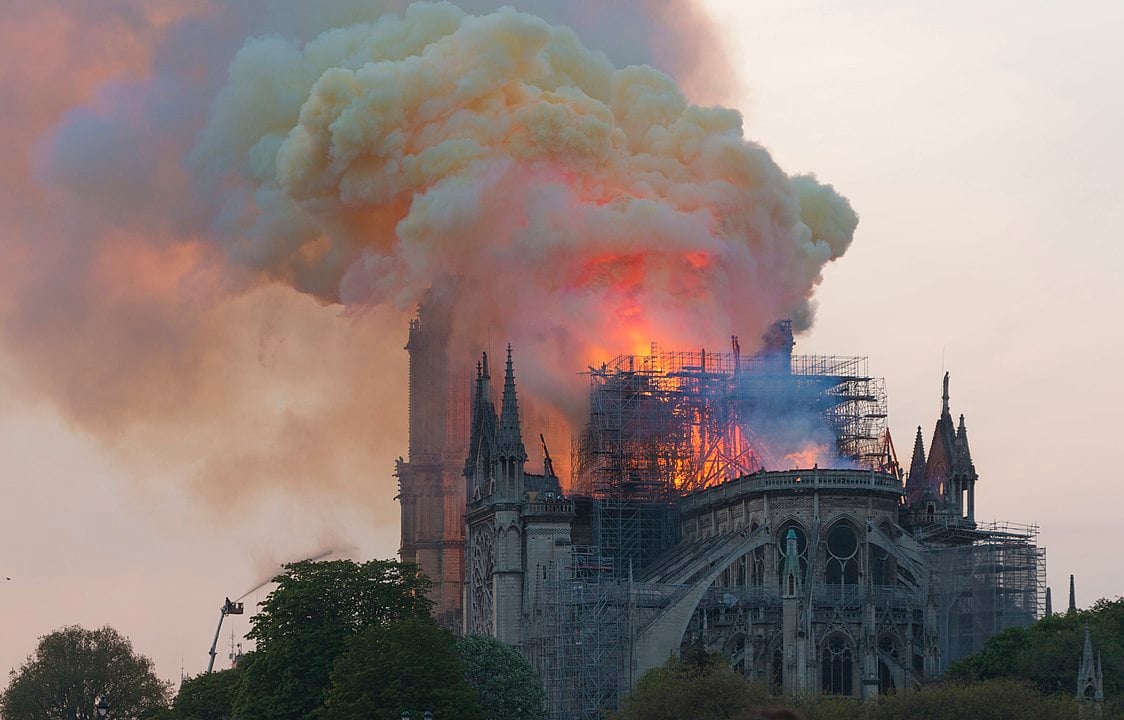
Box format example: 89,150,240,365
947,597,1124,707
865,679,1084,720
1,625,171,720
323,618,484,720
615,642,776,720
232,559,432,720
457,635,546,720
173,667,241,720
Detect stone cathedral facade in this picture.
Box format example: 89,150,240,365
400,313,1044,717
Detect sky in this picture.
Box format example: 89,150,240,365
1,0,1122,688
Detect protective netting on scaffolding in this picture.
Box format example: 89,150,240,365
572,334,891,498
930,522,1046,667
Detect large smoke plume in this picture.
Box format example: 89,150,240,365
0,1,856,508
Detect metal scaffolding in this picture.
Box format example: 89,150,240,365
534,546,629,720
929,521,1046,668
572,345,890,499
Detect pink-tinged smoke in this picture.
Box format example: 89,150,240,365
0,0,854,506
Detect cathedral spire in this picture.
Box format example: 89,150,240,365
1077,623,1104,702
905,425,928,506
481,351,491,399
942,371,950,416
464,351,499,493
954,414,975,473
1069,574,1077,614
498,344,527,460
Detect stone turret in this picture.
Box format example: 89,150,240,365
465,353,499,502
1077,624,1104,703
781,528,803,694
782,529,802,597
905,426,927,505
909,373,977,525
495,345,527,502
952,413,977,521
498,345,526,461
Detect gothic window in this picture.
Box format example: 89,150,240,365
824,524,859,586
468,523,495,635
772,645,784,693
776,522,808,586
821,636,854,695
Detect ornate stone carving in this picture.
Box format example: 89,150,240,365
468,522,496,635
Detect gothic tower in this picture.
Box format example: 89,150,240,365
397,291,471,631
907,373,977,524
463,346,573,645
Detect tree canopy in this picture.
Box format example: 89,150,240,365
614,641,776,720
457,635,546,720
172,667,241,720
799,679,1096,720
947,597,1124,708
232,558,433,720
1,625,170,720
616,642,1117,720
323,618,484,720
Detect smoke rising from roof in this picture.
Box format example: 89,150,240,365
194,2,857,420
0,0,856,508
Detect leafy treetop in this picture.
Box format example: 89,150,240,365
1,625,171,720
233,559,433,720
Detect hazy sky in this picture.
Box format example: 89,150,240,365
1,0,1122,687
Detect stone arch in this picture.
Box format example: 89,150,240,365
631,526,770,681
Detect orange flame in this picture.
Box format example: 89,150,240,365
783,444,831,470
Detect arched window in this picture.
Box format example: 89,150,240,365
821,636,854,695
772,646,784,693
776,522,808,586
824,524,860,585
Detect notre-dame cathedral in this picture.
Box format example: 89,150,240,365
397,299,1045,719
